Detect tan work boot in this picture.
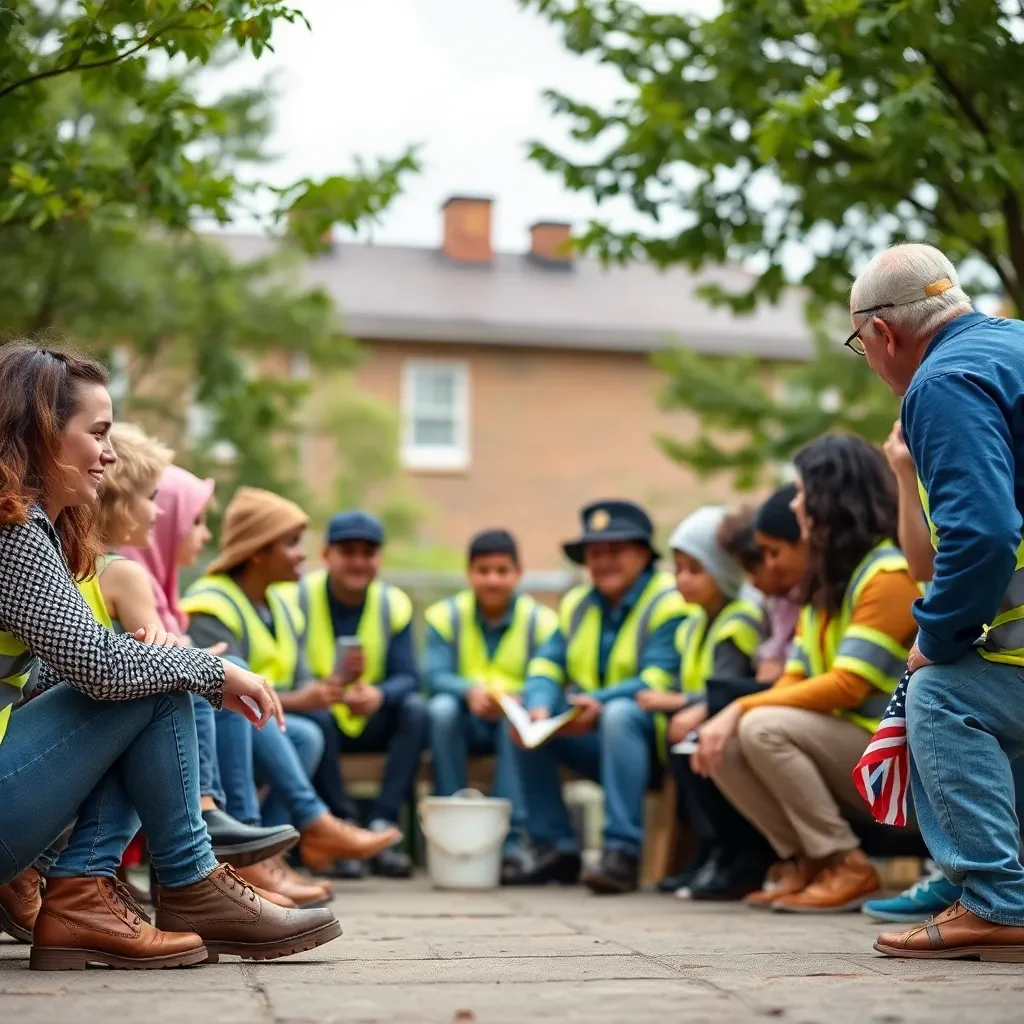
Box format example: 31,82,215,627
773,848,882,913
0,867,43,944
30,877,207,971
875,900,1024,961
275,855,335,900
153,863,341,962
744,857,824,909
299,812,401,875
237,857,328,908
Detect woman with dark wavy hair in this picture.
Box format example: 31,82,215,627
0,344,340,970
689,433,921,913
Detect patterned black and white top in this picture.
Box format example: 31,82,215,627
0,505,224,704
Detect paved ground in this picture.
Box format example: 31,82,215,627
2,878,1024,1023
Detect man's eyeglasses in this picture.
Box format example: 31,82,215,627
843,277,955,355
844,303,897,356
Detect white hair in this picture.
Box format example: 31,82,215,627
850,243,973,341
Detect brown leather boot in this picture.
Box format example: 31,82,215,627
275,856,335,900
773,848,881,913
0,867,43,944
236,857,327,908
744,857,824,909
30,877,207,971
875,900,1024,961
153,863,341,962
299,812,401,874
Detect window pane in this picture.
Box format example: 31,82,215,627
414,367,456,410
413,416,456,447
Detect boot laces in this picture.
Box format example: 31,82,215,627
107,878,151,926
219,863,258,904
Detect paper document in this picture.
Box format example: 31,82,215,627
670,731,700,755
495,692,578,749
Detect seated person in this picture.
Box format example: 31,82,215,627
289,511,428,879
181,489,398,896
725,486,806,684
692,434,920,913
425,529,557,879
510,500,689,894
647,506,773,900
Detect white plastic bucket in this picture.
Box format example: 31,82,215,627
419,789,511,890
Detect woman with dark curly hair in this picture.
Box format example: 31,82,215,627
689,433,921,913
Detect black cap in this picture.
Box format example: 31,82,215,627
562,499,658,566
754,485,801,543
326,510,384,547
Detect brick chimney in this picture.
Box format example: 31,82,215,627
441,196,493,264
528,221,574,267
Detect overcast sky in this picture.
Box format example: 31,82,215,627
217,0,716,252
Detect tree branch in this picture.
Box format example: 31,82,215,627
0,6,199,102
917,48,994,150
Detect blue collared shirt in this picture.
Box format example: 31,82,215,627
425,596,520,696
523,568,683,710
902,310,1024,663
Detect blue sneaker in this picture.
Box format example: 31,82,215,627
861,868,962,923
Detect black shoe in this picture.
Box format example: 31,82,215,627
689,851,769,902
201,809,300,868
323,858,366,880
501,847,582,886
372,846,413,878
656,852,710,894
582,849,639,895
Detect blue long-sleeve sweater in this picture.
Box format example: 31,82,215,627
902,310,1024,663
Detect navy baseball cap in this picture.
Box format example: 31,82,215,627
325,510,384,547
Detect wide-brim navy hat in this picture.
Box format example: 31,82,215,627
562,499,660,566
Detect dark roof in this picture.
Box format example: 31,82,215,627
212,232,815,359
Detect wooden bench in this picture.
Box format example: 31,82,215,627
341,753,680,883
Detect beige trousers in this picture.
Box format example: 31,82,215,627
712,706,871,861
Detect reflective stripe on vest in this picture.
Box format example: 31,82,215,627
298,570,412,737
533,571,687,692
677,600,765,695
424,591,556,694
792,541,911,732
0,633,36,745
181,575,300,688
918,477,1024,666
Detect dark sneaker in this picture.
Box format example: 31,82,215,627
582,850,639,895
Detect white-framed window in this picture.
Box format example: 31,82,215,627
400,359,470,471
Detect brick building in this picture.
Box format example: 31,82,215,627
215,197,813,571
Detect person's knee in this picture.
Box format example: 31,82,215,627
428,693,462,737
287,716,325,770
601,697,646,739
737,706,790,754
399,691,429,730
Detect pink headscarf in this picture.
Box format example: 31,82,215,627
121,465,215,633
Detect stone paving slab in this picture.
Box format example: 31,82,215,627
2,878,1024,1023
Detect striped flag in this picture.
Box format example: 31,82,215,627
852,672,911,826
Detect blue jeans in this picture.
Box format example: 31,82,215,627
214,706,261,825
428,692,526,852
908,653,1024,925
0,685,216,888
514,697,655,856
257,714,325,829
193,694,226,806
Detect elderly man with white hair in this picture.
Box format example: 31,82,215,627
849,242,1024,961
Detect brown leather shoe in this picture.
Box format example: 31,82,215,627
30,877,207,971
773,849,881,913
0,867,43,944
299,812,401,874
875,900,1024,961
744,857,823,909
237,857,328,908
153,863,341,962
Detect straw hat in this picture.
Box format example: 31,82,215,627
207,487,309,575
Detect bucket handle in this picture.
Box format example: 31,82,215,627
418,789,510,860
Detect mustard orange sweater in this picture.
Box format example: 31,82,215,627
737,569,920,716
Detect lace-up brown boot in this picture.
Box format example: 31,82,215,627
153,863,341,962
30,877,207,970
0,866,43,944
